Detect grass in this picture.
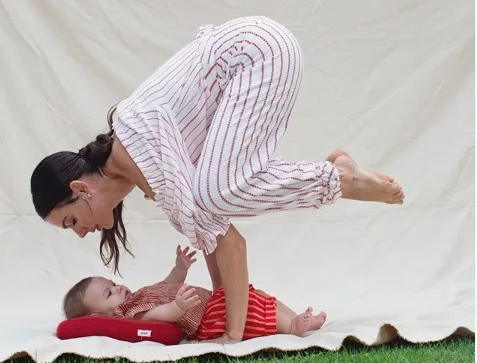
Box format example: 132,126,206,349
11,336,475,363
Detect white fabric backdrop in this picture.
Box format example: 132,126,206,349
0,0,474,361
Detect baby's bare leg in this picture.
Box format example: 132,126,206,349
256,289,327,336
255,289,298,318
275,306,294,335
276,306,313,337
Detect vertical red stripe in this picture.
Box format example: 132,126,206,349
193,284,277,341
115,282,212,337
112,16,341,256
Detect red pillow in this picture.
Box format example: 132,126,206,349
56,315,184,345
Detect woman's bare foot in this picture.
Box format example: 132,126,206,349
290,307,313,337
326,149,404,204
310,311,327,331
326,149,395,183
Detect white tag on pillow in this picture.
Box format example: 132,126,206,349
137,329,152,337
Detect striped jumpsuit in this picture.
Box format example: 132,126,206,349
113,16,341,253
114,281,277,341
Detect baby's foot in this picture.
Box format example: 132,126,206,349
290,307,313,337
309,311,327,331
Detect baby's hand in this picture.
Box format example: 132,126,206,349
175,284,201,311
175,245,197,271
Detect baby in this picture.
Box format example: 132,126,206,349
63,246,327,342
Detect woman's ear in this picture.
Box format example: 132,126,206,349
70,180,90,198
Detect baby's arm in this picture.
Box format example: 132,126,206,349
136,284,201,322
163,246,197,284
137,301,185,322
162,266,187,285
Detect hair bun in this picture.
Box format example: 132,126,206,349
77,133,113,171
78,147,89,158
95,134,110,144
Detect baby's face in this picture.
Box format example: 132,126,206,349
83,277,133,315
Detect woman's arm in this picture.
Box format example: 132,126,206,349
213,223,249,342
203,251,222,290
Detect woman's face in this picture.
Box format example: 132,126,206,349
45,181,115,238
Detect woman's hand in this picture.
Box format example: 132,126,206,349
175,245,197,271
189,333,238,344
206,333,238,344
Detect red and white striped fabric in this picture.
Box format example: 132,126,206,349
193,284,277,341
114,281,212,337
113,16,341,253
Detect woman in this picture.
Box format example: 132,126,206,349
30,16,404,344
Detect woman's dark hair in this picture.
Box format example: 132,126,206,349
30,104,133,274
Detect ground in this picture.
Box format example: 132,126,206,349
10,336,474,363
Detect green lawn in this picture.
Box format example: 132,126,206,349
13,336,474,363
177,337,474,363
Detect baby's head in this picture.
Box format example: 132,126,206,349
63,276,132,319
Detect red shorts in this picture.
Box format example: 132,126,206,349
193,284,277,341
